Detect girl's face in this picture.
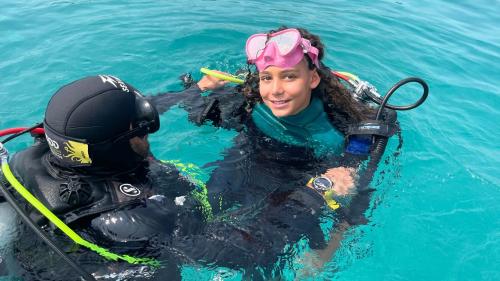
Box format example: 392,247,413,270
258,59,320,117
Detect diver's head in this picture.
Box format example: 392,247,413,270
245,27,322,117
43,75,159,170
243,27,368,122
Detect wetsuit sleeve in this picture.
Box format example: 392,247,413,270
89,162,206,246
148,84,203,114
89,195,205,242
149,85,247,131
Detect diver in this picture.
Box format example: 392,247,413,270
150,27,426,279
0,75,207,280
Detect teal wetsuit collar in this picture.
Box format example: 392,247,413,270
252,97,344,156
279,96,325,126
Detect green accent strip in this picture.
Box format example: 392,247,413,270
200,68,244,84
161,160,214,221
1,162,160,267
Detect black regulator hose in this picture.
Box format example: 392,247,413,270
372,77,429,115
0,123,43,144
360,77,429,188
357,136,388,189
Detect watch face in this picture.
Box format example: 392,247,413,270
312,176,333,191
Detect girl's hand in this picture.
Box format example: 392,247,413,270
322,167,356,195
197,71,229,91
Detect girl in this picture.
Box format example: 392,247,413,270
151,27,397,276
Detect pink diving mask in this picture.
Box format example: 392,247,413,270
245,28,320,71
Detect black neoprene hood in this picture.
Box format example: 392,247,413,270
43,75,144,170
44,75,136,143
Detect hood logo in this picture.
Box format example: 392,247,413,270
64,140,92,164
360,125,380,130
119,183,141,197
99,75,129,92
46,135,59,149
46,135,62,158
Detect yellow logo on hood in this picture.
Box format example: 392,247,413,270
64,140,92,164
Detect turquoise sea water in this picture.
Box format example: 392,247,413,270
1,1,499,280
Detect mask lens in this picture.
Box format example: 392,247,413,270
246,34,268,61
267,29,300,55
134,91,159,135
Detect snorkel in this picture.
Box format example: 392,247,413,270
200,68,244,84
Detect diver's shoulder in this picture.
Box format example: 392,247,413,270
10,138,49,177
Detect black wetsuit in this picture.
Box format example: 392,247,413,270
149,84,389,278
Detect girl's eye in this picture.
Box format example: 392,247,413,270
284,74,297,80
259,75,271,81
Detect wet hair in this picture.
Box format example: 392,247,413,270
242,26,373,133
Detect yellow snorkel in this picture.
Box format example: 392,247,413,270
200,67,245,84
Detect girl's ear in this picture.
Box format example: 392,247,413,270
310,69,321,89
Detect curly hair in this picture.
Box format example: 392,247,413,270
242,26,373,133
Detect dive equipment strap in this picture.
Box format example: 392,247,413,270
345,120,391,155
346,120,391,138
62,199,142,225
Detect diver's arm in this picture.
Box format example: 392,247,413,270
171,194,326,272
300,149,381,274
298,179,376,276
149,73,229,115
295,220,351,278
148,84,203,114
299,164,372,276
150,78,246,130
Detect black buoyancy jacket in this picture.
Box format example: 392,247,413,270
8,137,205,244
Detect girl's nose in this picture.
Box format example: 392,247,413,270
271,80,284,96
